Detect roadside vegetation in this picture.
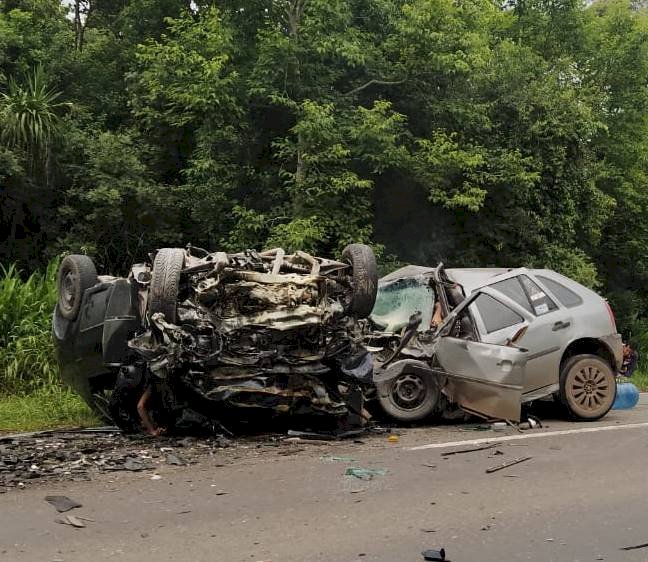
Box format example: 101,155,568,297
0,262,98,431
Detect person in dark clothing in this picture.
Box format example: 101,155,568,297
619,343,638,378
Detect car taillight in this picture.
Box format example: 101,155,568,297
605,301,617,332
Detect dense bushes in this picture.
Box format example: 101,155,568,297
0,261,58,393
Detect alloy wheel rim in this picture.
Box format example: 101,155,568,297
568,364,611,412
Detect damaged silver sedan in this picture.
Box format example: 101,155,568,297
368,264,622,423
53,245,378,434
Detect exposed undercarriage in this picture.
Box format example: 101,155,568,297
90,246,378,435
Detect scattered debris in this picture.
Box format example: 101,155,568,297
422,547,446,561
66,515,86,528
519,415,543,431
150,474,162,480
322,456,355,462
420,528,438,533
124,457,146,471
422,463,437,468
621,542,648,551
166,453,187,466
345,467,387,480
45,495,82,513
287,428,366,440
441,443,495,456
486,456,532,474
459,424,491,432
491,422,507,431
388,435,400,443
0,431,231,490
55,515,86,528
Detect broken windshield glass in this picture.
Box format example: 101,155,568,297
370,276,435,332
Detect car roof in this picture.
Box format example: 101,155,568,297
445,268,512,293
379,265,437,284
379,265,513,289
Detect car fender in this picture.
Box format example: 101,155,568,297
373,359,441,396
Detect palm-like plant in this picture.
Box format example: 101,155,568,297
0,66,71,155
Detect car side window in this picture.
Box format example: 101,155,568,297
536,275,583,308
472,293,525,334
520,275,557,315
490,277,533,313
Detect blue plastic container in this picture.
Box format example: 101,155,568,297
612,382,640,410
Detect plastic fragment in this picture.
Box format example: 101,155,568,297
45,495,82,513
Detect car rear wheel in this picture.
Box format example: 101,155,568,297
559,354,616,421
377,372,439,422
149,248,185,324
57,255,98,320
342,243,378,318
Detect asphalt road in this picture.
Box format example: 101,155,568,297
3,399,648,562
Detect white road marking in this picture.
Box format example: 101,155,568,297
407,421,648,451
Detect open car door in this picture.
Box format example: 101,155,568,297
434,287,530,421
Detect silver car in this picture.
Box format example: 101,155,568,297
370,264,622,423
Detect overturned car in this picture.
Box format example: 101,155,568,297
53,245,378,433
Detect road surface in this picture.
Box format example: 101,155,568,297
2,398,648,562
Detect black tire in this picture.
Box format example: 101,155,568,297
342,243,378,318
559,354,616,421
57,255,98,320
149,248,185,324
377,372,439,422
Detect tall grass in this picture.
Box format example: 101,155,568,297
0,260,59,393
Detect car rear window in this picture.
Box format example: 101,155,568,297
473,293,524,334
519,275,557,316
491,277,533,313
536,275,583,308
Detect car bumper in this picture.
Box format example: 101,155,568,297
601,333,623,371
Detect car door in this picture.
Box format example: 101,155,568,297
433,287,530,421
474,274,573,397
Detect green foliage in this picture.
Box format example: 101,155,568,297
1,0,648,342
0,66,71,153
0,261,58,394
0,387,99,432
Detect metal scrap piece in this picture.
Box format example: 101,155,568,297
485,456,532,473
621,543,648,551
440,443,496,456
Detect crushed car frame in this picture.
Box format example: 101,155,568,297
53,245,378,434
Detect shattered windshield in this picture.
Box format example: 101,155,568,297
370,276,435,333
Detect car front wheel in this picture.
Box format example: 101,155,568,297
377,372,439,422
559,354,616,421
